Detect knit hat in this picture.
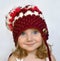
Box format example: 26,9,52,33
6,5,49,45
6,5,51,61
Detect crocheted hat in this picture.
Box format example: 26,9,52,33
6,5,49,45
6,5,51,61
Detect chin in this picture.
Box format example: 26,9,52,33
25,48,36,52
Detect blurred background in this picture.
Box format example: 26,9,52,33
0,0,60,61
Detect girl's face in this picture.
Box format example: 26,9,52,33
18,29,43,52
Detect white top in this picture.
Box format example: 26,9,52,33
16,58,49,61
16,58,24,61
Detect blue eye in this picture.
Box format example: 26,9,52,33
32,31,38,34
21,32,26,35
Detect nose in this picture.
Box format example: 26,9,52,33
27,34,32,42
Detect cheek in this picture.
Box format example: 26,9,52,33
18,38,23,46
35,36,43,45
18,37,26,48
35,36,42,41
18,40,25,48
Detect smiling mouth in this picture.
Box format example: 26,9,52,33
25,43,35,46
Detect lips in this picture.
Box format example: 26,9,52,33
25,43,35,46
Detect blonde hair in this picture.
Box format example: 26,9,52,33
10,41,52,59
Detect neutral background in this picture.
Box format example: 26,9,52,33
0,0,60,61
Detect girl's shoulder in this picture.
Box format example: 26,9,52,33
8,52,19,61
8,54,23,61
8,53,22,61
51,54,56,61
46,54,56,61
8,54,16,61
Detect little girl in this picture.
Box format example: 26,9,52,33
6,5,56,61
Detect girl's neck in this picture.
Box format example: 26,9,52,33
27,50,37,58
